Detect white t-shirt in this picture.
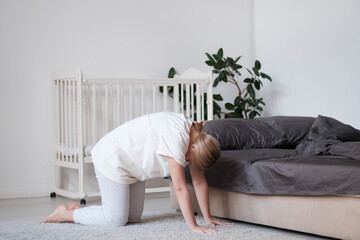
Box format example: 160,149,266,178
91,111,193,184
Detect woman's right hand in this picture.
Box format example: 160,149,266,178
191,225,218,234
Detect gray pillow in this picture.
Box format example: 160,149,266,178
256,116,315,148
296,115,360,155
204,118,283,150
308,115,360,141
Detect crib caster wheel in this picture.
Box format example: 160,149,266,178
80,198,86,206
50,192,56,198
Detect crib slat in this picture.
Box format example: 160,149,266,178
109,84,113,130
196,83,200,122
92,84,96,145
105,84,109,134
163,84,168,111
56,80,60,160
65,80,69,162
201,84,204,121
152,85,156,112
191,84,194,119
186,84,190,117
69,80,73,163
141,84,145,115
60,81,64,161
181,84,184,113
68,80,72,162
76,69,84,194
75,80,79,163
174,84,179,113
85,85,89,153
120,86,124,124
116,85,120,126
129,85,134,119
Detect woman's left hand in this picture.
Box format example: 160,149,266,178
205,217,233,227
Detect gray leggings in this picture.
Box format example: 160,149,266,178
73,167,145,226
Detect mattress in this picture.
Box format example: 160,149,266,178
185,148,360,195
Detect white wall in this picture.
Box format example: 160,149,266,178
0,0,254,198
2,0,359,199
255,0,360,128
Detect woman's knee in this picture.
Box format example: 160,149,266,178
104,211,128,227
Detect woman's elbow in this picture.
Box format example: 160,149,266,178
172,183,188,193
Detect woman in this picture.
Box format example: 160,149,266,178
43,111,231,234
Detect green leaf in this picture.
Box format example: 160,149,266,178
247,84,255,98
253,67,260,76
234,56,241,63
240,100,246,110
213,94,223,101
168,67,176,78
244,78,253,84
255,60,261,70
225,103,234,110
249,111,257,119
218,71,226,81
227,57,235,65
246,68,253,76
254,80,261,90
213,63,221,70
213,77,220,87
205,53,215,62
235,106,244,117
260,72,272,82
234,69,242,76
213,54,222,62
213,100,221,111
205,60,215,67
234,96,241,106
217,48,224,58
235,64,243,69
168,86,174,95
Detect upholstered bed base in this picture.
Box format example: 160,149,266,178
170,183,360,240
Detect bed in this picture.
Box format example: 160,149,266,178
51,68,214,203
170,115,360,239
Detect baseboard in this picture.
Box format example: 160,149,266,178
145,186,170,194
0,188,50,200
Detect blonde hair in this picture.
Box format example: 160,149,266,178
191,121,221,171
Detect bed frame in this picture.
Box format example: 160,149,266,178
170,183,360,240
51,68,213,202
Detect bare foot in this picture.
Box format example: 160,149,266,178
68,202,81,210
42,204,74,223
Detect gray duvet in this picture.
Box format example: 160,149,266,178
185,115,360,195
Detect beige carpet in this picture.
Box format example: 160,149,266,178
0,209,313,240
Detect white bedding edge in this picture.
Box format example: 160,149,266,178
56,144,94,156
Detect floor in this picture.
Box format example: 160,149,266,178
0,193,335,239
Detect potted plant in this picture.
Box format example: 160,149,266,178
205,48,272,119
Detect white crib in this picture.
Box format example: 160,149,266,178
51,68,213,203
